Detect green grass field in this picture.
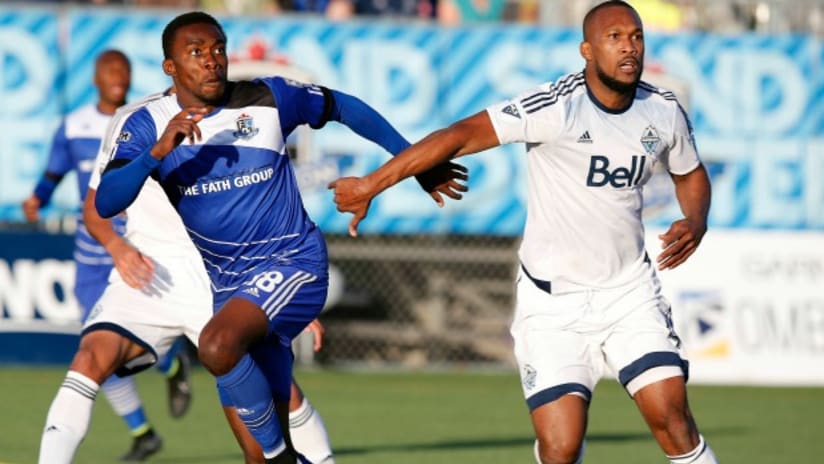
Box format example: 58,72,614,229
2,367,822,463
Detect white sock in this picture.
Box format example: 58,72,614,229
100,375,141,416
668,435,719,464
289,398,334,463
39,371,99,464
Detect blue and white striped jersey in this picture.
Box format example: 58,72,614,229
110,77,329,291
487,72,700,291
47,104,125,266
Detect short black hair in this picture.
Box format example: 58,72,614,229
582,1,638,40
162,11,226,59
96,49,130,70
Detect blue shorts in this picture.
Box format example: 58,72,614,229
213,262,328,349
74,263,113,320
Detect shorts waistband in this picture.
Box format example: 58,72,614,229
520,263,551,294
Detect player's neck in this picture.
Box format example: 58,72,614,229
583,72,635,113
97,100,124,115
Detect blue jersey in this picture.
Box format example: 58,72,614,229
44,104,126,312
110,77,330,293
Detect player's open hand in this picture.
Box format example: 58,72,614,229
414,161,469,206
327,176,374,238
151,107,209,160
109,239,155,289
21,194,41,222
303,319,326,352
656,217,706,270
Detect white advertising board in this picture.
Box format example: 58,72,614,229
647,229,824,386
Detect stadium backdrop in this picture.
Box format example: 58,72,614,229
0,6,822,384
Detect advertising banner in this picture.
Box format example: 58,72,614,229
0,8,821,233
649,229,824,385
0,231,80,364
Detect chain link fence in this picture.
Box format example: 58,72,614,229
307,234,521,368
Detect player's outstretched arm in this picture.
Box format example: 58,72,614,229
657,163,711,270
327,89,469,206
83,187,154,289
328,110,499,236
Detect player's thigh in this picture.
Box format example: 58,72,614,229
531,394,589,456
71,330,144,381
602,281,687,397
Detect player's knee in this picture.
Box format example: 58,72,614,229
198,329,243,376
536,436,583,464
69,348,109,383
647,406,693,439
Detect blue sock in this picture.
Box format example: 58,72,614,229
216,354,282,454
156,338,183,376
123,408,150,435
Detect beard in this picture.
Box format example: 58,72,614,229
595,62,641,95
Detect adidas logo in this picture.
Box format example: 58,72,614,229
46,425,59,432
577,131,593,143
501,104,521,119
243,287,260,298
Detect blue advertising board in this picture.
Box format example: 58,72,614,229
0,7,822,234
0,231,80,364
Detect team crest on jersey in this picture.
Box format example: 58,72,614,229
117,131,132,143
522,364,537,390
640,125,661,155
233,113,259,139
502,104,521,119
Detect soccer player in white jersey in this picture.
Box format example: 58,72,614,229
95,12,465,463
40,89,336,464
330,2,718,463
25,50,191,461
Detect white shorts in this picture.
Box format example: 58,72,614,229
511,265,687,412
83,254,212,376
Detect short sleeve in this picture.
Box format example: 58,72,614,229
486,84,563,146
664,103,700,175
89,108,133,190
109,108,157,164
261,76,329,137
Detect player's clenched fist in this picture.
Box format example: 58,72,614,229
150,107,208,160
327,176,374,237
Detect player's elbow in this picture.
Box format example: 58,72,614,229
94,191,119,219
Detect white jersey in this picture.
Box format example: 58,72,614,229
487,72,700,291
89,92,200,259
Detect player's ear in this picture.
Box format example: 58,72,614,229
162,59,176,77
580,41,593,61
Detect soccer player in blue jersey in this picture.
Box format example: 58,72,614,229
330,2,719,463
95,11,466,464
25,50,192,461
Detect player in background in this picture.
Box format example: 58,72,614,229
23,50,192,461
95,11,466,463
40,88,335,464
329,1,718,463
